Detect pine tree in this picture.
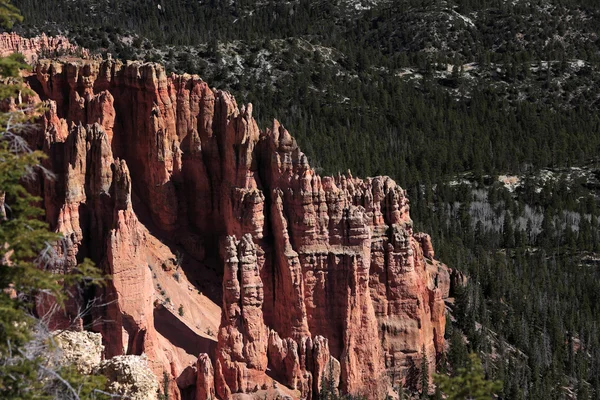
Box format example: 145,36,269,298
420,345,430,398
434,353,502,400
0,0,22,28
0,2,107,398
158,371,170,400
503,213,515,248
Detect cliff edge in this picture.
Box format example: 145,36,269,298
3,36,450,400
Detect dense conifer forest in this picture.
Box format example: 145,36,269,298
8,0,600,398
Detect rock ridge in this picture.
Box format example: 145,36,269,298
0,32,88,63
16,52,450,399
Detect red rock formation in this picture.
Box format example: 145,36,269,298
312,336,341,397
414,232,435,260
197,354,216,400
0,32,88,64
15,51,451,399
216,234,269,398
267,331,340,399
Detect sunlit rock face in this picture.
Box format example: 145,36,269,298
11,44,450,399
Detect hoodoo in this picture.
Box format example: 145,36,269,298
13,49,450,399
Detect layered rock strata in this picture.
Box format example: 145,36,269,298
17,54,450,399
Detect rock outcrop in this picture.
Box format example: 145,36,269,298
6,38,451,399
197,354,216,400
98,355,160,400
55,330,104,375
216,234,269,397
0,32,87,63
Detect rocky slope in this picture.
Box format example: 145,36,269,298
7,37,450,399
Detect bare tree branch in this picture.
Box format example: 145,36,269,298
38,364,81,400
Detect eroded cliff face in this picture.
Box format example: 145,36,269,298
17,52,449,399
0,32,87,63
